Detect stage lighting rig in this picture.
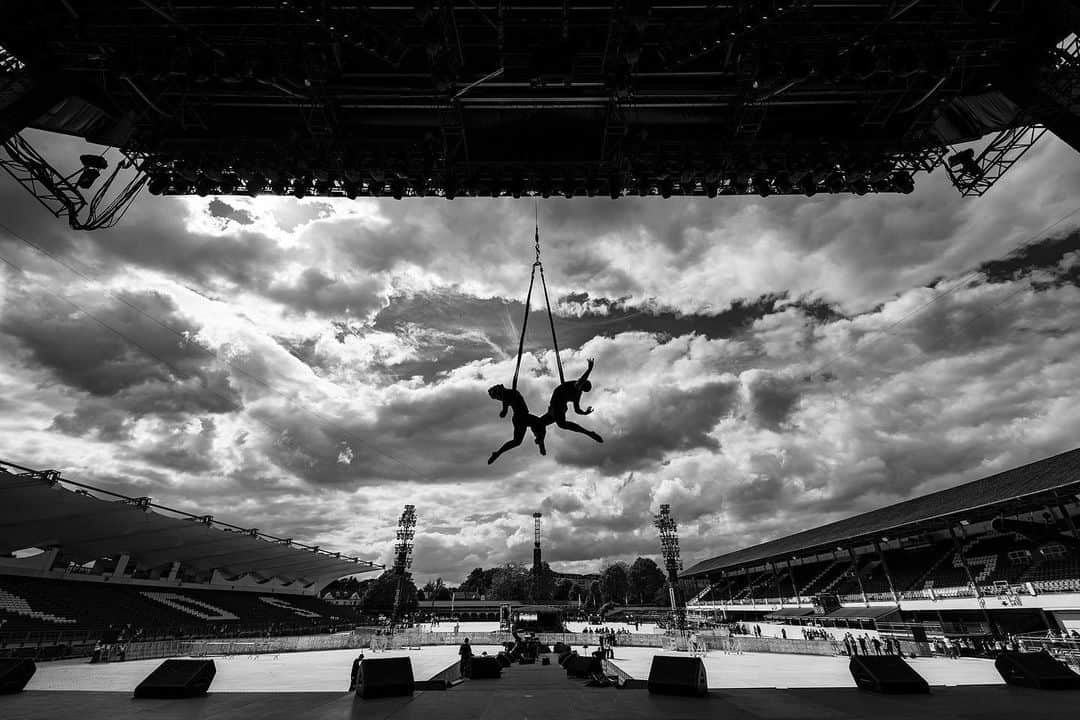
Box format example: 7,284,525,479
76,155,108,189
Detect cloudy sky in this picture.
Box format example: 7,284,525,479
2,128,1080,584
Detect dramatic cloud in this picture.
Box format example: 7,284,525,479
2,129,1080,583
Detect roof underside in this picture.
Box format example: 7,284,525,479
0,464,379,585
0,1,1070,199
684,447,1080,577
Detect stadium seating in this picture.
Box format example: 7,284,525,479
0,575,352,641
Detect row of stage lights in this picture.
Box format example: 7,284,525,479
146,168,915,199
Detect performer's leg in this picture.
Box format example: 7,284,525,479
488,424,527,464
555,418,603,443
529,415,547,455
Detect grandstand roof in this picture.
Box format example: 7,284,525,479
684,448,1080,578
0,461,381,585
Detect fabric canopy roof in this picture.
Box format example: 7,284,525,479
684,447,1080,577
0,464,380,586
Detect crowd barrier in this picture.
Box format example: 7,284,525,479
121,628,868,662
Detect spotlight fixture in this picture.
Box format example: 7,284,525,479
271,176,289,195
891,171,914,194
390,178,405,199
849,176,869,195
219,174,239,195
608,173,623,199
76,154,109,189
704,181,718,198
774,171,794,194
825,171,846,193
343,181,360,199
292,177,309,198
147,174,170,196
636,173,651,197
247,174,267,196
660,177,673,198
752,174,772,197
798,173,818,197
731,172,750,194
948,148,982,177
195,175,213,197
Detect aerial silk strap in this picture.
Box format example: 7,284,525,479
510,205,565,390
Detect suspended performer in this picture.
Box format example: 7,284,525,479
487,384,548,464
540,358,603,443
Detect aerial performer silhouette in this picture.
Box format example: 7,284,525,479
540,358,603,443
487,204,601,462
487,384,547,464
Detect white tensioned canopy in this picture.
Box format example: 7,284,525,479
0,461,381,586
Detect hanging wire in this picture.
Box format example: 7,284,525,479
511,201,565,388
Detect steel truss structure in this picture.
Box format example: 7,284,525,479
391,504,417,623
1,1,1079,218
654,503,686,630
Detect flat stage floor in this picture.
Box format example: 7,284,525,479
3,647,1076,720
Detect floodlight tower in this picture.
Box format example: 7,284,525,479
391,504,416,625
532,512,542,601
653,504,686,631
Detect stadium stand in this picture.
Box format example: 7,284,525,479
683,448,1080,639
0,460,378,656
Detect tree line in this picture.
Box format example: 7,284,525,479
322,556,670,613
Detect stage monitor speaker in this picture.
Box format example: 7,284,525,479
994,651,1080,690
0,659,36,694
358,657,414,698
133,659,216,699
848,655,929,694
564,654,602,678
647,656,708,697
470,656,502,679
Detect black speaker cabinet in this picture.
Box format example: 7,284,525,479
470,656,502,679
647,655,708,697
994,651,1080,690
0,659,36,694
564,654,603,678
358,656,414,698
848,655,930,694
133,659,216,699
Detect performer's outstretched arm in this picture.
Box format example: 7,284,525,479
575,358,595,389
573,399,593,415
